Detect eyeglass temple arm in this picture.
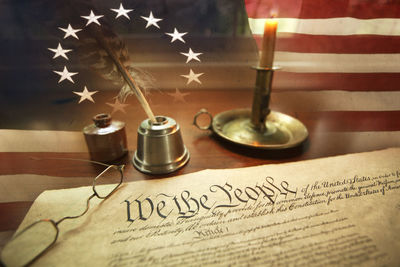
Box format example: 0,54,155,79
55,194,96,226
54,165,124,226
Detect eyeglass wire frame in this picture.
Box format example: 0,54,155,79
1,162,125,267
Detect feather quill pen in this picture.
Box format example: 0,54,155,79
69,1,157,123
88,26,157,123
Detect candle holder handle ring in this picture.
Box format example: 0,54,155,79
193,109,213,131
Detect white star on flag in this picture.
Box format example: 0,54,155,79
53,66,78,83
58,24,82,39
181,69,203,85
141,12,163,29
73,86,98,103
106,98,130,114
48,43,72,60
180,48,202,63
111,3,133,20
167,88,190,103
166,28,187,43
81,10,104,26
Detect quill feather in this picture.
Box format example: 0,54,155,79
88,26,156,122
70,1,156,122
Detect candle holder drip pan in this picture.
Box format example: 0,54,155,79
194,108,307,149
194,67,308,150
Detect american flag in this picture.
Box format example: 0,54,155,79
1,0,400,255
245,0,400,134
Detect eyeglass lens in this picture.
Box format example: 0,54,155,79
1,220,58,267
1,164,123,266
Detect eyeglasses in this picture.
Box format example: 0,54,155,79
0,160,125,267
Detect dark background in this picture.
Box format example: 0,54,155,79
0,0,257,130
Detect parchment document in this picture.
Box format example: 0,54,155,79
17,149,400,266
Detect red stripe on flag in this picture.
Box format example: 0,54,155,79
273,72,400,91
298,111,400,132
254,34,400,54
245,0,400,19
0,202,32,231
0,152,101,177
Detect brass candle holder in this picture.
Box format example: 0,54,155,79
194,66,308,149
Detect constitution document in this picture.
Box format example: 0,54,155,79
13,149,400,266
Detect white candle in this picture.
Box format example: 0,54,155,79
259,19,278,68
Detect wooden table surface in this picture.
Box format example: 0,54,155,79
1,88,399,251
